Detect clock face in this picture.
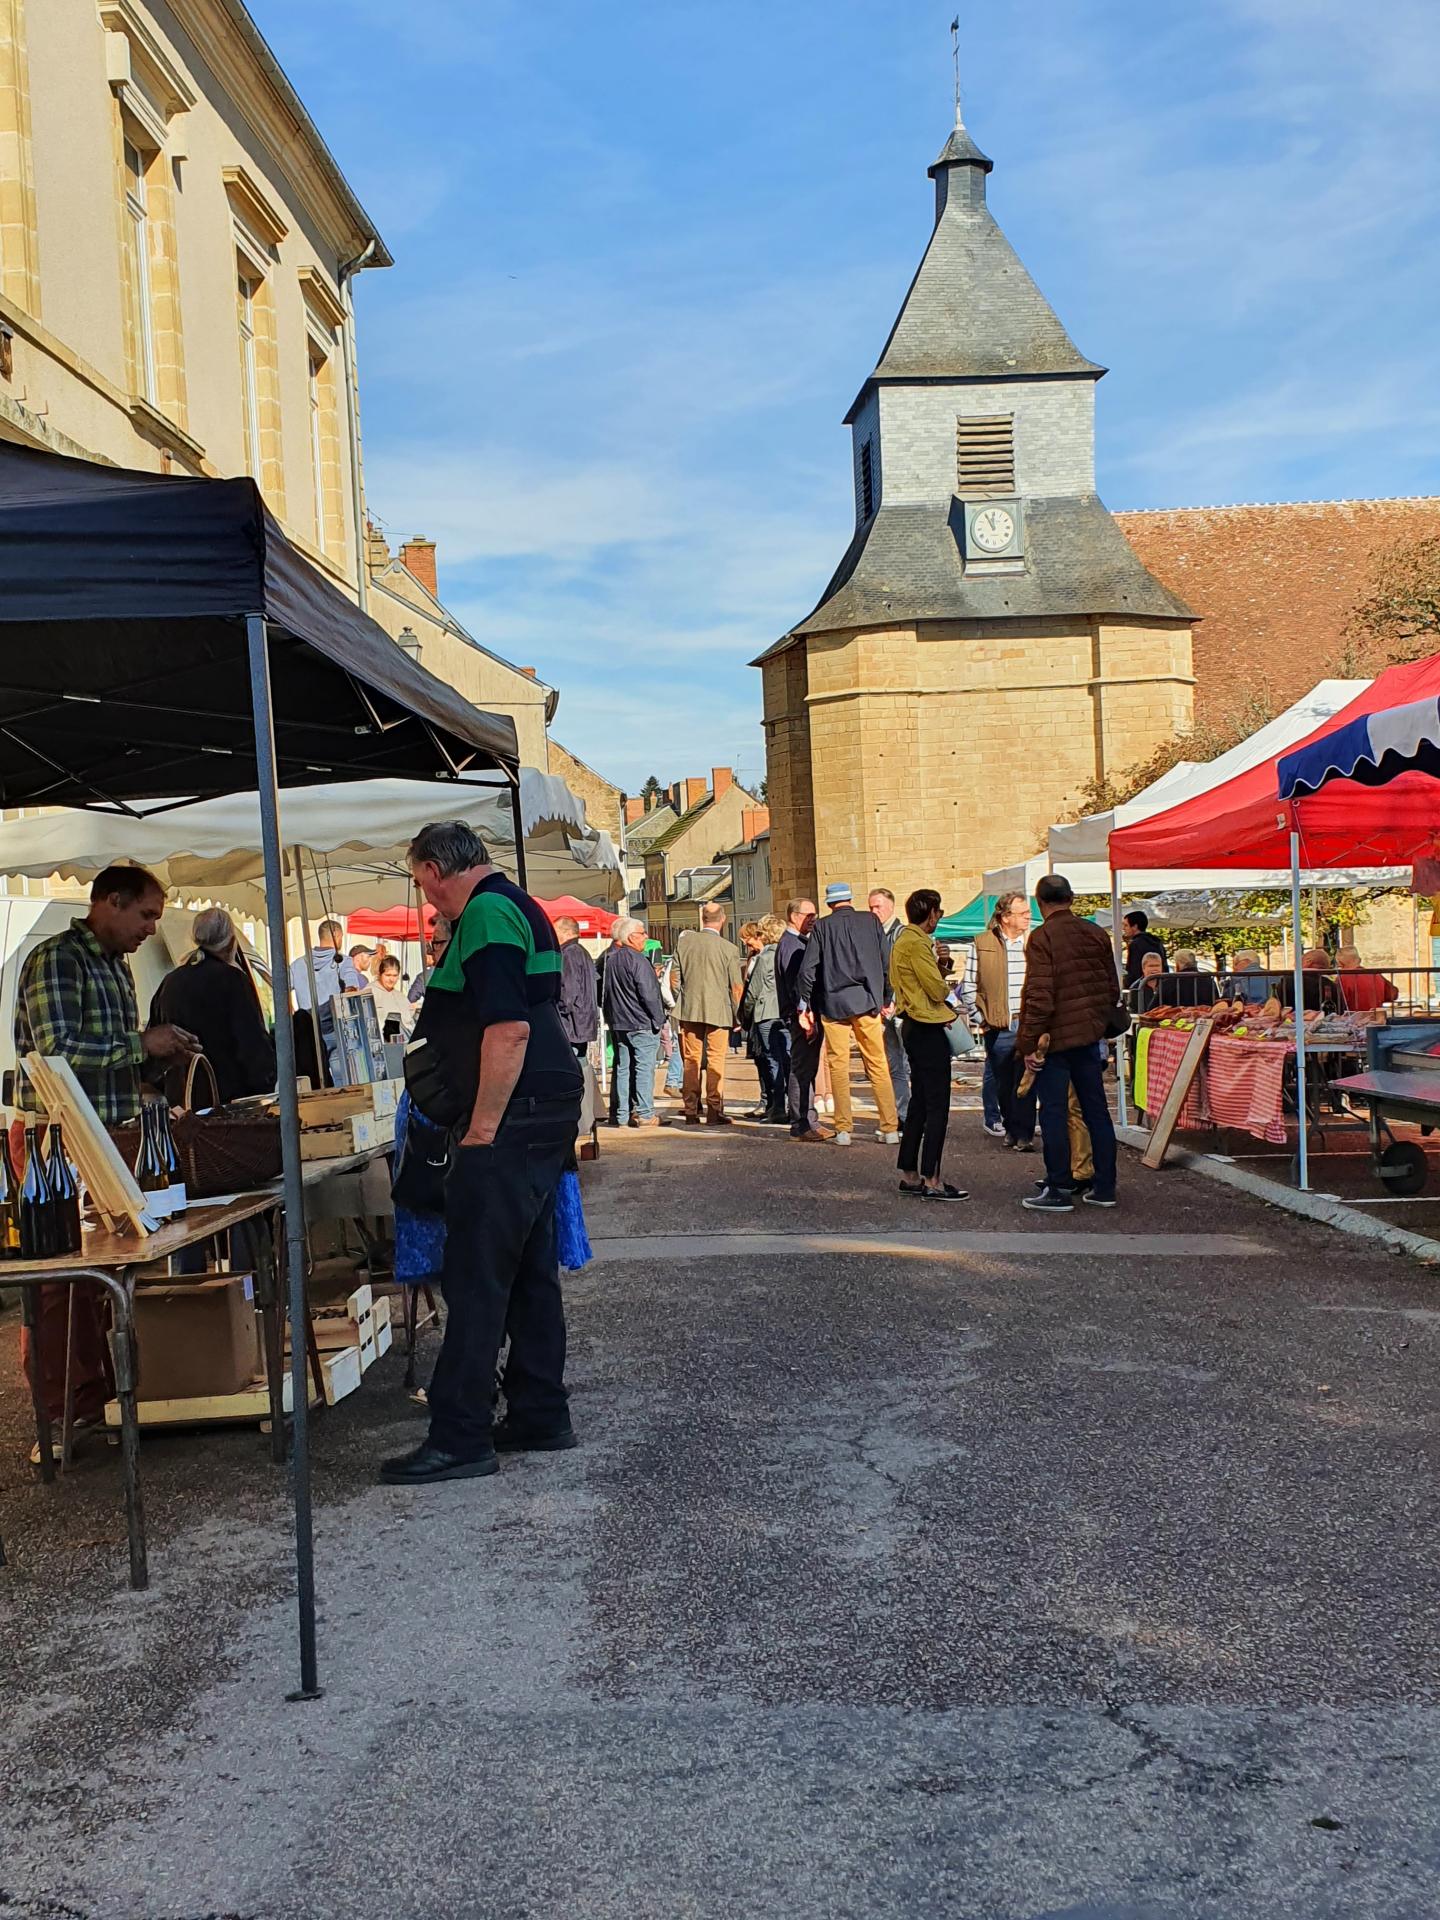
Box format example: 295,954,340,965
971,504,1016,553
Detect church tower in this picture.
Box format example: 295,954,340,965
755,109,1194,911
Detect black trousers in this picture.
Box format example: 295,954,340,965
897,1020,953,1179
426,1095,581,1455
786,1016,822,1133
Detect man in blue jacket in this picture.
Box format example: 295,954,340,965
599,917,665,1127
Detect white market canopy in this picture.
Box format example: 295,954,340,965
0,766,623,913
982,678,1405,895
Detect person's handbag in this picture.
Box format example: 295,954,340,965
1103,1002,1133,1039
390,1088,451,1218
945,1017,977,1059
110,1055,283,1198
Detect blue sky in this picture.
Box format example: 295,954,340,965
255,0,1440,793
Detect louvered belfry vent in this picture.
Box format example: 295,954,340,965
858,438,876,522
955,415,1015,498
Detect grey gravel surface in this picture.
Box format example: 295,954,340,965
2,1081,1439,1919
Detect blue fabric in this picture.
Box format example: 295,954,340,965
1278,698,1440,797
555,1169,592,1271
392,1090,447,1285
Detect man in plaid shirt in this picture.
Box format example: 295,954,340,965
14,865,197,1450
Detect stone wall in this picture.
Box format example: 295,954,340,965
547,739,623,835
765,614,1193,910
874,378,1095,508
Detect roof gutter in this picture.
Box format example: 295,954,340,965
217,0,394,267
340,239,380,610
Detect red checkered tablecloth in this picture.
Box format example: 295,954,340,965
1139,1025,1290,1145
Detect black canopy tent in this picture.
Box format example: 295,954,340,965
0,439,522,1696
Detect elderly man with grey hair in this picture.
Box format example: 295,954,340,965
148,906,275,1105
599,915,665,1128
381,820,583,1487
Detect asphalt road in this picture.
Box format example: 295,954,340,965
2,1071,1439,1919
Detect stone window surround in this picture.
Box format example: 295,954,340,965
228,197,286,514
301,288,345,561
103,1,192,432
0,0,40,317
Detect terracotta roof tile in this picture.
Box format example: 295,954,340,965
1118,498,1440,722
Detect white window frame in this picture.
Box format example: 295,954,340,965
306,328,330,544
233,220,270,481
124,137,157,403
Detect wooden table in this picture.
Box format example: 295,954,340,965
8,1144,392,1592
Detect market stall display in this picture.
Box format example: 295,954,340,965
0,438,522,1695
1276,692,1440,1195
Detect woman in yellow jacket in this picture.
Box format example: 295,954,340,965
889,888,968,1201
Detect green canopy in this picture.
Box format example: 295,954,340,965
936,892,1040,941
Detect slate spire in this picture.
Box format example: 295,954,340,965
845,119,1102,421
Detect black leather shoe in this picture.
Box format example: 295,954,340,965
379,1442,499,1485
492,1419,579,1453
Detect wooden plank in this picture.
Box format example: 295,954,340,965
23,1054,155,1237
1142,1019,1215,1169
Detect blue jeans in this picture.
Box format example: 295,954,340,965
613,1028,660,1123
664,1022,685,1090
987,1027,1035,1144
1036,1042,1117,1197
981,1038,1002,1128
753,1018,791,1114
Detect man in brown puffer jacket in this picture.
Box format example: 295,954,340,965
1015,874,1122,1213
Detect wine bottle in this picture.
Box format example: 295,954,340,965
132,1102,173,1219
46,1121,82,1256
19,1124,57,1259
0,1118,23,1259
154,1100,187,1214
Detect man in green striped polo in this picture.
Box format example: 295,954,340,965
381,821,583,1486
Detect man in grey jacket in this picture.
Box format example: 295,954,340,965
671,903,744,1125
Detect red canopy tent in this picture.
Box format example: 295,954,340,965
346,903,436,940
1109,654,1440,872
1109,651,1440,1193
535,894,618,939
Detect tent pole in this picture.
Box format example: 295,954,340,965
247,614,321,1702
293,850,327,1089
1290,831,1309,1193
509,777,527,890
1111,869,1128,1127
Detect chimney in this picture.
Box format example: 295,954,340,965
682,777,707,811
711,766,733,799
741,806,770,843
518,666,537,679
399,536,438,598
623,796,646,826
365,520,390,574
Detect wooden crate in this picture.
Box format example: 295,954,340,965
299,1110,395,1160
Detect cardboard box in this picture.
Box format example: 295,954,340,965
133,1276,260,1403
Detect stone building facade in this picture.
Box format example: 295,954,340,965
755,115,1194,912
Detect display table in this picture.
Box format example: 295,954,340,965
1139,1025,1363,1148
7,1144,393,1592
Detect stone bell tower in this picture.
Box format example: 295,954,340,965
755,106,1194,912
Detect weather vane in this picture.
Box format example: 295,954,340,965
950,14,963,128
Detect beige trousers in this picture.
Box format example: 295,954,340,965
822,1013,898,1135
680,1022,729,1119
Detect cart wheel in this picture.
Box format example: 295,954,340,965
1378,1142,1428,1196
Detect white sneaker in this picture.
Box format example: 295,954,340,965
876,1130,901,1145
833,1130,852,1146
821,1096,834,1114
983,1121,1007,1139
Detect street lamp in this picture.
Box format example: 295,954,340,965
397,625,421,662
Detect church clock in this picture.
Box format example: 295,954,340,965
963,497,1024,561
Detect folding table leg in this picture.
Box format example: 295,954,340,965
96,1272,147,1591
19,1286,56,1483
60,1287,78,1472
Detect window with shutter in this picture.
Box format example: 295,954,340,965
955,416,1016,498
858,438,876,522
